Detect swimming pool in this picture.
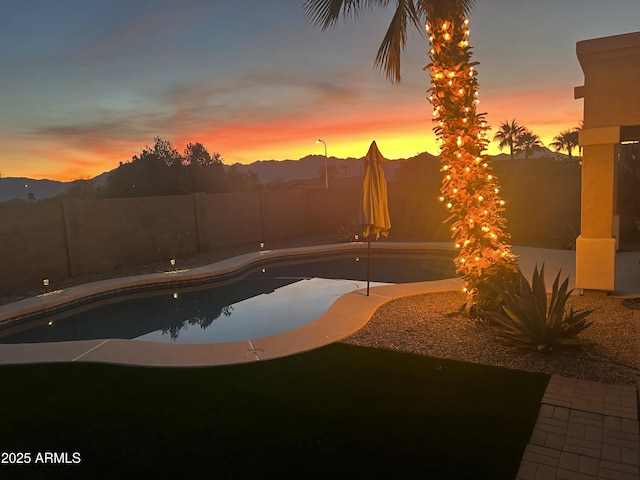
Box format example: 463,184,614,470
0,252,456,345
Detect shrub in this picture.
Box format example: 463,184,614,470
486,264,593,350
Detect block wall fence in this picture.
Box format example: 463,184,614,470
0,176,580,292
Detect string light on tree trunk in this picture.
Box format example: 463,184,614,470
425,12,517,304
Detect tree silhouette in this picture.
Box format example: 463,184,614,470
225,165,259,192
516,128,543,159
550,128,580,160
493,119,525,160
316,162,343,186
183,142,227,193
104,138,258,198
55,180,102,200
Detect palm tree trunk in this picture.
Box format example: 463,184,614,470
427,9,517,304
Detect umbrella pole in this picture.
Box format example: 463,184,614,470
367,234,371,296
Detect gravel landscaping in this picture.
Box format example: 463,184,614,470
344,290,640,386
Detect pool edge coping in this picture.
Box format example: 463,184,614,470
0,241,456,326
0,242,460,367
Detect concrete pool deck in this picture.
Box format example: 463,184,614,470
1,243,639,480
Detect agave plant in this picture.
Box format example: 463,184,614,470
334,221,361,243
487,264,593,350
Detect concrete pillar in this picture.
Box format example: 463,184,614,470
575,130,619,290
575,31,640,291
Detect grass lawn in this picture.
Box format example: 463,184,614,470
0,343,548,479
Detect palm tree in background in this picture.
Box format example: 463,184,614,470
516,129,544,159
493,119,525,161
550,128,580,160
305,0,517,309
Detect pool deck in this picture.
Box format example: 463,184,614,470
1,243,639,480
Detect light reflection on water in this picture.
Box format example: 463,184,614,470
135,278,371,344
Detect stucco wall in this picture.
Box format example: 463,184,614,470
0,202,70,289
305,187,361,235
0,176,581,292
63,196,199,276
261,189,306,241
195,191,263,250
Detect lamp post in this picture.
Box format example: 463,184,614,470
316,139,328,189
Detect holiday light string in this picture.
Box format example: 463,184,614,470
425,13,517,300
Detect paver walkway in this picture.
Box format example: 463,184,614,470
517,376,640,480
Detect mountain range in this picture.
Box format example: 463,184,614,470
0,172,110,203
0,147,568,202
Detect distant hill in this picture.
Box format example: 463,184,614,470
0,177,68,203
0,172,110,203
229,152,443,185
232,155,376,184
492,146,571,161
0,148,576,202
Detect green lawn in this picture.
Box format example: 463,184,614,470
0,343,548,479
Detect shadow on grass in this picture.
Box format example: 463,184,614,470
0,343,548,479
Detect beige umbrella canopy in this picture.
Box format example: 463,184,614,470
360,141,391,295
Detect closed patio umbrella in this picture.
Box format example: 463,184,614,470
360,141,391,296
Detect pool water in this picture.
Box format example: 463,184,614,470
0,254,455,345
137,277,370,344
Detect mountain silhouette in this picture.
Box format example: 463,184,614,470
0,149,572,202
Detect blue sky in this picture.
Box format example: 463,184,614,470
1,0,640,180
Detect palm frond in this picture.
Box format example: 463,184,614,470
304,0,390,30
305,0,477,83
374,0,421,83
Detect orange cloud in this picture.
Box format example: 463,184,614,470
168,90,436,165
5,75,585,182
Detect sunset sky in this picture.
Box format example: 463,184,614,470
2,0,640,181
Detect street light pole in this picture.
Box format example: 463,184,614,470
316,139,328,189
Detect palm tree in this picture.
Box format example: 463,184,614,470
550,128,580,160
493,119,525,161
305,0,476,84
516,129,543,159
305,0,517,308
